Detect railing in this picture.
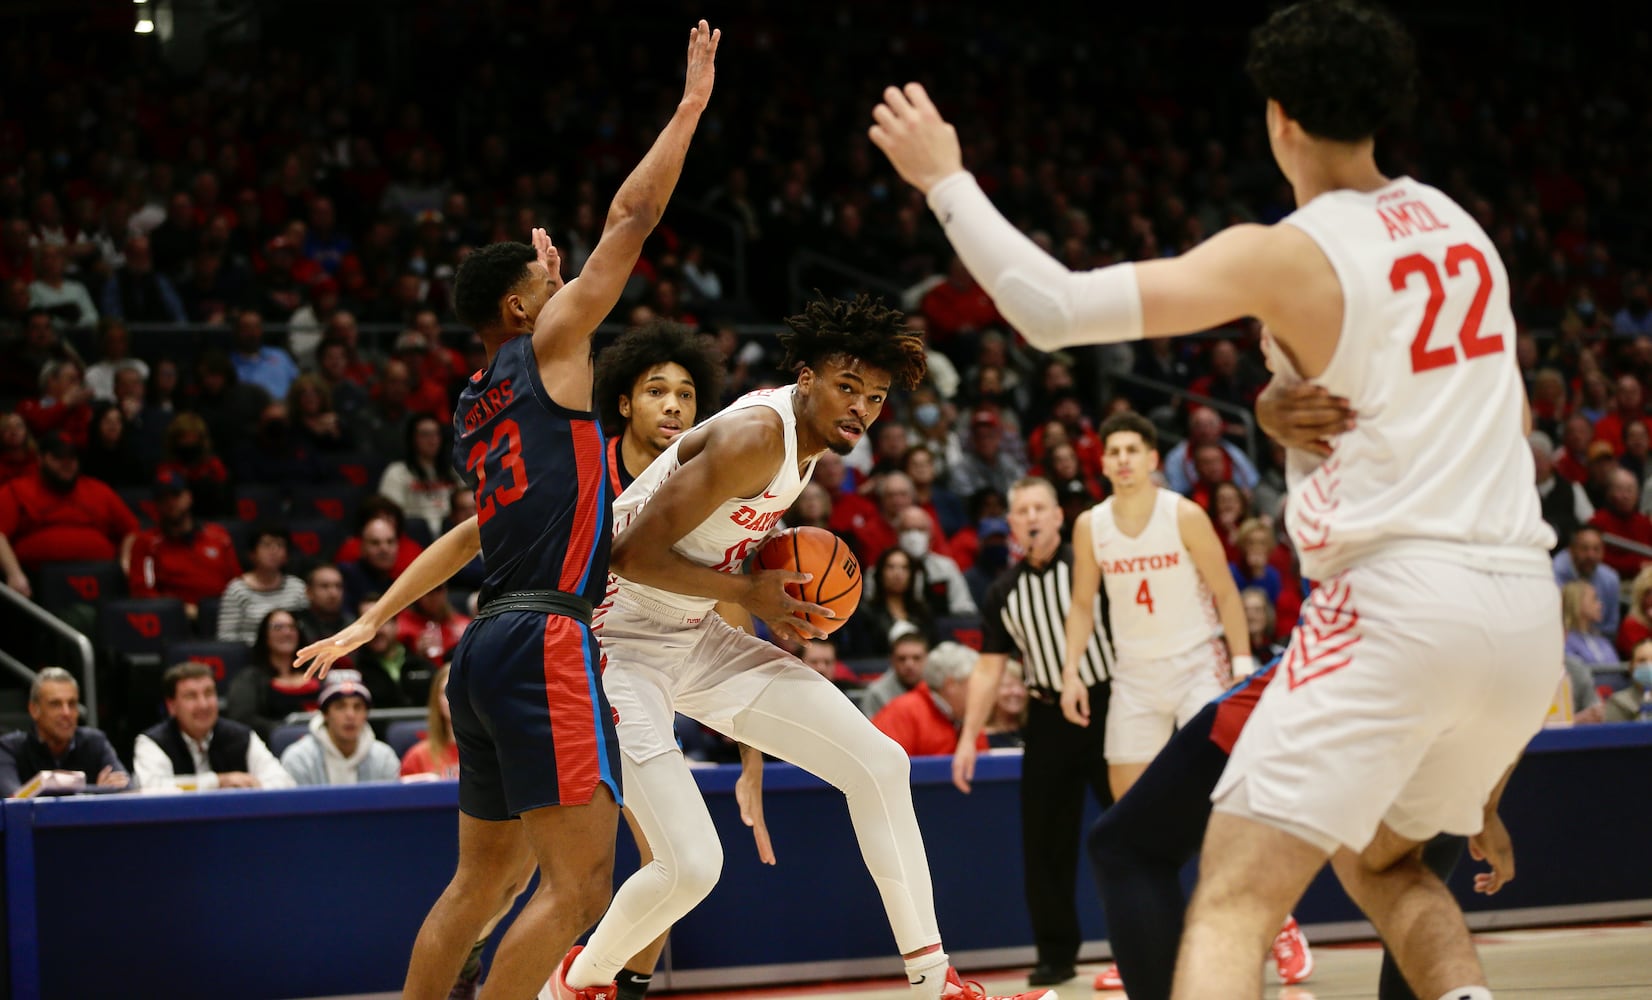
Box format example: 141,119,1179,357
1100,370,1261,467
1601,532,1652,563
0,588,97,729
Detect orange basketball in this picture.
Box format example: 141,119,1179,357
753,526,862,635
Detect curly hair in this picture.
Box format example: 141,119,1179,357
1245,0,1418,143
779,293,927,391
593,321,726,433
451,241,536,332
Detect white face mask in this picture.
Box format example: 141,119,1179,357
898,529,930,559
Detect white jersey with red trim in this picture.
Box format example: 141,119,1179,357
606,385,818,617
1271,177,1555,581
1089,488,1219,661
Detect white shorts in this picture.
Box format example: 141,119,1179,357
1212,558,1562,854
597,590,818,763
1105,640,1229,764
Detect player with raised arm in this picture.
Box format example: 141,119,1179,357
554,294,1054,1000
299,22,719,1000
871,4,1559,998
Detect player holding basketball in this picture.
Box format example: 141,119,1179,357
1060,410,1251,801
871,3,1558,998
298,21,720,1000
553,294,1053,1000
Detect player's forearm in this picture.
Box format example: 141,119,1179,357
611,541,748,606
959,655,1006,741
926,172,1143,351
359,517,482,630
1216,590,1251,661
1060,608,1095,686
605,100,705,235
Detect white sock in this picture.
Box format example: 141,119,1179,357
904,948,950,1000
1436,988,1492,1000
567,948,607,990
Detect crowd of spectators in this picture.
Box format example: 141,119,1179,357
0,1,1649,790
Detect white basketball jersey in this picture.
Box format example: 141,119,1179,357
1089,489,1219,660
608,385,818,616
1273,177,1555,581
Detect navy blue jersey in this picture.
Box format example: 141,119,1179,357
453,335,611,606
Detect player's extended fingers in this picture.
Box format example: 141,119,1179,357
870,100,903,133
903,82,940,119
881,84,916,120
868,123,892,151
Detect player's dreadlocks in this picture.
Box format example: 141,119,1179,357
778,293,927,390
594,321,726,433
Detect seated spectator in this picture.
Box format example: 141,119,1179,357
27,244,98,331
1590,374,1652,455
155,412,231,519
1242,587,1288,662
396,581,472,665
950,487,1008,572
1208,480,1252,564
228,309,299,401
1604,637,1652,723
133,661,294,791
231,400,332,487
1532,429,1592,552
189,348,271,459
799,636,863,688
443,486,486,596
0,412,37,485
984,662,1028,749
18,359,93,450
893,505,977,617
287,373,354,453
1229,518,1282,605
1040,440,1105,508
1555,526,1621,636
1618,566,1652,657
100,234,185,324
0,667,128,796
1027,389,1104,480
872,638,988,757
279,669,400,786
903,445,965,537
128,471,241,618
334,495,426,579
400,665,458,779
314,335,374,430
0,308,81,403
847,548,939,658
1162,406,1260,497
80,401,147,488
377,413,458,538
963,515,1013,610
948,408,1027,501
340,510,411,612
1588,468,1652,579
0,432,138,589
1562,580,1619,671
216,523,308,645
349,613,439,709
784,481,834,532
293,563,355,645
226,608,321,740
859,631,931,718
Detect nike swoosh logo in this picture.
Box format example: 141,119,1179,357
763,490,781,499
909,976,926,986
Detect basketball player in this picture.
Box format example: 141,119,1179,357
870,4,1559,997
299,22,719,1000
554,295,1051,1000
1060,410,1251,800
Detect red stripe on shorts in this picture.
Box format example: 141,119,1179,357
559,420,604,593
542,615,599,803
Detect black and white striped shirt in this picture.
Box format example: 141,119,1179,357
980,545,1114,692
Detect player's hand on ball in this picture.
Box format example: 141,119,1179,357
869,83,964,195
742,568,834,642
1060,682,1090,727
297,619,378,680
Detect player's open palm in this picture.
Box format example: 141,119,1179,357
741,568,832,643
869,83,963,195
1060,682,1090,727
297,619,377,680
681,20,720,110
1470,810,1515,895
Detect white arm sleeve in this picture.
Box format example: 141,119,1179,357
926,172,1143,351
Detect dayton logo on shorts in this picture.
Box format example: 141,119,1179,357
1283,574,1360,690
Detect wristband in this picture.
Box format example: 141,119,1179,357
1232,655,1256,678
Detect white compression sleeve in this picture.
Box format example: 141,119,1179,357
926,171,1144,351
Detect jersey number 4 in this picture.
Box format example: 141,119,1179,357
467,418,528,526
1390,243,1503,374
1136,579,1155,615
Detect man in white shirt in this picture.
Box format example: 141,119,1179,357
132,661,294,791
27,244,99,331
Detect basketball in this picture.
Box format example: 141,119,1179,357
753,526,862,635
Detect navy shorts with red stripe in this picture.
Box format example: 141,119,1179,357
446,609,622,821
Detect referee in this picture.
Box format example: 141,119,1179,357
953,475,1114,987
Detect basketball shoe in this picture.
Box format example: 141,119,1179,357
1092,963,1124,991
942,967,1059,1000
1271,915,1314,985
550,946,618,1000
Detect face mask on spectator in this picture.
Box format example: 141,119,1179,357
978,542,1009,573
1635,664,1652,688
899,529,930,559
914,402,941,428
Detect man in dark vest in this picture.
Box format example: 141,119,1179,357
132,660,295,790
0,667,128,796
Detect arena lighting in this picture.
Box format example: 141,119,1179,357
134,18,155,32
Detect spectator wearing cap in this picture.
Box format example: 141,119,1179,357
229,309,299,401
18,358,93,450
1161,406,1260,497
133,660,294,791
0,667,128,797
1554,526,1621,637
1589,467,1652,579
127,470,241,618
949,407,1028,500
0,431,139,593
216,522,308,646
872,640,989,758
279,669,400,786
1591,374,1652,455
1533,429,1593,551
100,234,186,324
